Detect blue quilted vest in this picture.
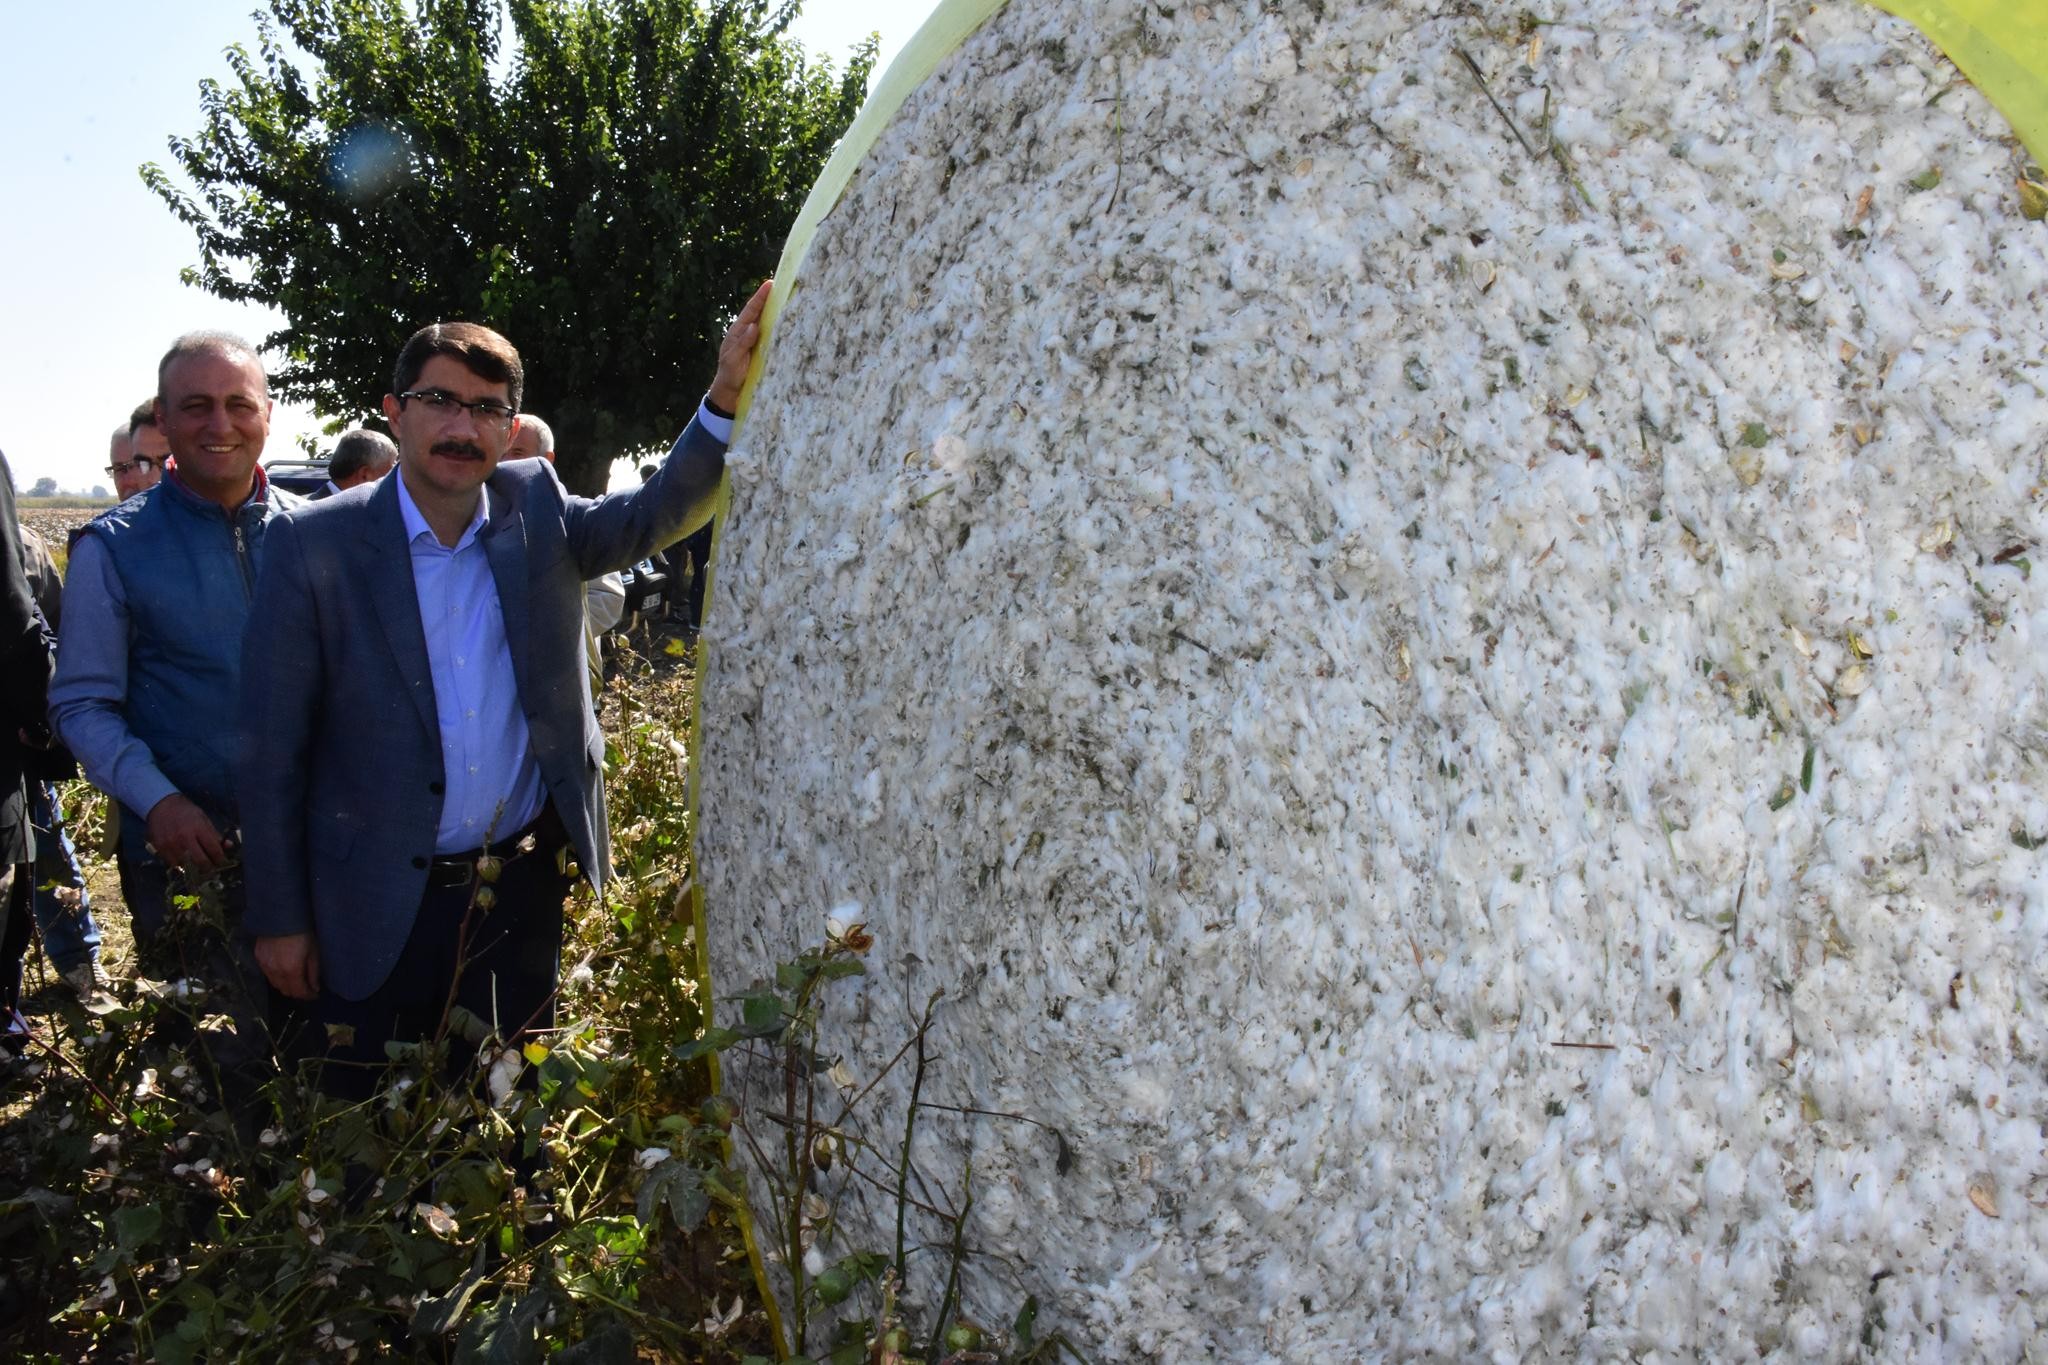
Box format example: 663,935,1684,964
79,468,297,823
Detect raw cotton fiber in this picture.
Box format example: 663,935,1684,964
700,0,2048,1357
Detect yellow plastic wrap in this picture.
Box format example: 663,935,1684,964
1869,0,2048,166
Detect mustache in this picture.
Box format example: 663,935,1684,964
430,440,486,461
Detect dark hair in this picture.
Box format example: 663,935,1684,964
127,399,158,438
391,322,523,411
328,428,398,482
157,331,268,401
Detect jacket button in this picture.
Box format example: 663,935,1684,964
412,855,427,869
429,781,445,795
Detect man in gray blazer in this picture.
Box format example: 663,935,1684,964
239,283,768,1092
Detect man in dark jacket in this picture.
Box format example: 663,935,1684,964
18,525,110,1010
0,450,56,1051
239,284,766,1094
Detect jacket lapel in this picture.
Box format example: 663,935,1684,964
362,476,440,742
481,477,531,700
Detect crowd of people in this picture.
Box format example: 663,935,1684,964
1,279,769,1098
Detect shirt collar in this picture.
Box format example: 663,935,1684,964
394,469,489,552
161,460,270,514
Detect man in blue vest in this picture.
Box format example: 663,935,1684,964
51,332,301,954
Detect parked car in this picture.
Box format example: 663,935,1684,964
262,458,331,498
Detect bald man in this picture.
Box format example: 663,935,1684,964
504,414,626,674
54,333,303,954
311,428,398,500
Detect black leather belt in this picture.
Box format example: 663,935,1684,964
426,805,562,889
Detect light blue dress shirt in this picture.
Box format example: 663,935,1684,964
393,473,547,852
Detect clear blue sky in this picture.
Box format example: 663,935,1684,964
0,0,934,495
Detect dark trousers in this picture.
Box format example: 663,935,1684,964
28,782,99,975
1,862,31,1017
115,803,175,945
679,521,713,629
294,807,576,1101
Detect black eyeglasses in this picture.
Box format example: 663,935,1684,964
397,389,518,431
106,456,160,476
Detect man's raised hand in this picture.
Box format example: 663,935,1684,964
707,279,774,413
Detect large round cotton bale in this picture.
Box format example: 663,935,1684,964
701,0,2048,1356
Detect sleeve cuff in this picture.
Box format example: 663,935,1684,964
122,773,181,826
697,396,735,445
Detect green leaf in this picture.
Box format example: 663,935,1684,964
812,1267,852,1305
635,1160,709,1232
1739,422,1770,448
455,1290,548,1365
738,989,786,1039
414,1253,489,1339
1907,167,1942,192
446,1004,496,1045
111,1205,164,1254
153,1331,200,1365
1013,1294,1040,1347
672,1025,741,1062
836,1251,887,1285
669,1182,710,1232
1800,744,1815,793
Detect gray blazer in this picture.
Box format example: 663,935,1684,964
237,422,723,1000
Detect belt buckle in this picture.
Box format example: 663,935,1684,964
430,859,473,890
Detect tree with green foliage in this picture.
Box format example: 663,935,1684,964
146,0,872,492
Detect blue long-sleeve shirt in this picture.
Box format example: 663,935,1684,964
48,535,180,818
